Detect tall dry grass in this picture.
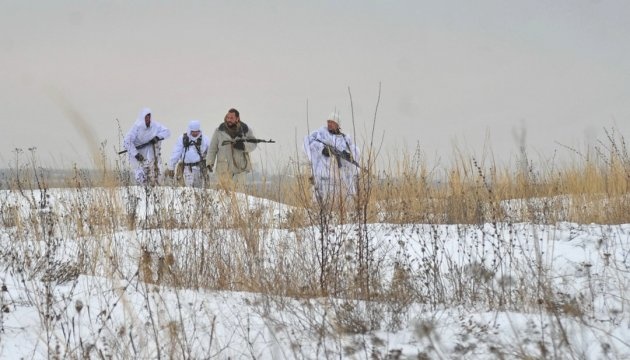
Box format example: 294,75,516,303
367,133,630,225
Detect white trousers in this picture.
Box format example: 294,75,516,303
313,175,356,209
134,159,162,186
182,165,205,188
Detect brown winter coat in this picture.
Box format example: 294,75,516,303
207,122,257,177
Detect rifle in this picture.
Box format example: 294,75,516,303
118,137,163,155
221,138,276,146
315,138,364,170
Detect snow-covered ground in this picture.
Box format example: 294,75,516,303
1,186,629,359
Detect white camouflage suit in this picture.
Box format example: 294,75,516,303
168,120,210,188
123,108,171,185
304,121,360,205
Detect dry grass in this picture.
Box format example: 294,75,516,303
1,128,629,358
366,143,630,225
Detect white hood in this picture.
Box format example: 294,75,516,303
135,107,152,127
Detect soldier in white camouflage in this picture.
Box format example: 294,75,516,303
165,120,210,188
123,107,171,186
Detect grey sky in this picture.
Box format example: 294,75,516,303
1,0,629,172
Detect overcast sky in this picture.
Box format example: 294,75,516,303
1,0,629,173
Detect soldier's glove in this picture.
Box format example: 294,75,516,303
207,164,213,173
149,136,161,144
341,150,352,161
164,169,174,178
233,141,245,151
321,147,330,157
135,153,145,162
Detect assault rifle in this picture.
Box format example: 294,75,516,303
221,138,276,146
315,138,364,170
118,137,163,155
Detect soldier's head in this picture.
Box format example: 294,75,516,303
225,108,240,128
326,112,340,134
139,107,152,127
188,120,201,137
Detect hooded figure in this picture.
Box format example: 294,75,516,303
206,108,257,189
304,111,360,207
166,120,210,188
123,107,171,185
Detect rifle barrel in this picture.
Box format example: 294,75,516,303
221,138,275,145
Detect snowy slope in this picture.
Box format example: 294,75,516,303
1,186,629,359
